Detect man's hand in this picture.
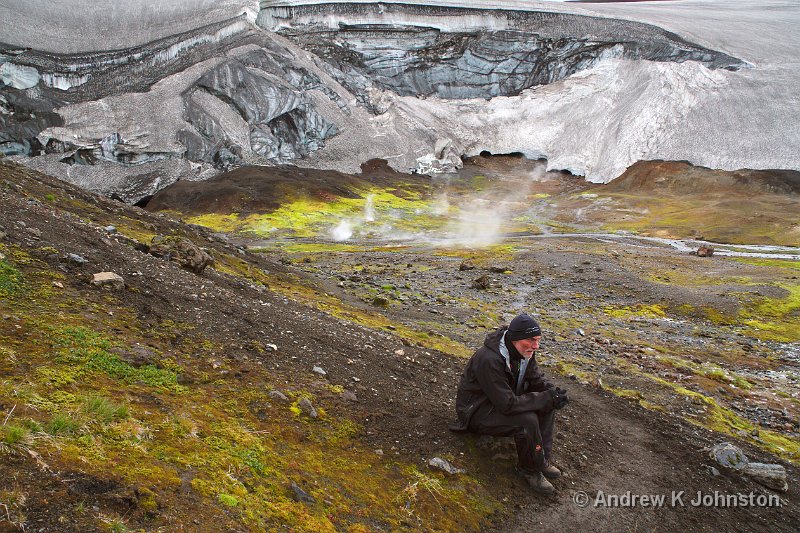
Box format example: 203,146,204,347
549,387,569,410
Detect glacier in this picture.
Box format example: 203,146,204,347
0,0,797,200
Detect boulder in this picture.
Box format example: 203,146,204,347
149,235,214,274
696,246,715,257
91,272,125,290
741,463,788,492
709,442,748,470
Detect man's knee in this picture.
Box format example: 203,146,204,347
513,411,541,433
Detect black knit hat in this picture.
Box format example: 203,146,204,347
506,314,542,341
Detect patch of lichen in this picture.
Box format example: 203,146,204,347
432,243,519,263
603,304,667,320
738,283,800,342
264,242,368,254
547,348,798,462
211,250,271,289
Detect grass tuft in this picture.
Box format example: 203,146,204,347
82,396,129,424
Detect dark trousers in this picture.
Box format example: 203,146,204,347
470,405,555,473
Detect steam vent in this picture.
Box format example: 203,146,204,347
1,1,798,202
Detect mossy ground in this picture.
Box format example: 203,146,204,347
578,191,800,246
0,240,499,531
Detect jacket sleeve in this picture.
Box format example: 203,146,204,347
474,353,552,414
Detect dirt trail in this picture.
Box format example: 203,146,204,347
500,378,798,532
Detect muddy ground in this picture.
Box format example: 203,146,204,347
0,158,798,532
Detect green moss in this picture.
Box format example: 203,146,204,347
739,283,800,342
604,304,667,320
0,257,24,298
218,493,239,507
730,258,800,271
597,193,800,246
603,386,645,402
185,187,439,239
137,487,158,512
53,326,185,391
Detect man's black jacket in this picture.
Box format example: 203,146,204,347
452,327,553,431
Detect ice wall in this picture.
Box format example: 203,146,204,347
1,0,797,198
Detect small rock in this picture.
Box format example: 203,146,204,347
741,462,788,492
709,442,748,470
0,252,6,261
576,329,585,337
341,390,358,402
265,343,278,352
268,390,289,402
710,466,720,476
459,259,476,271
312,366,327,377
65,253,88,265
374,449,384,455
91,272,125,290
297,398,317,418
24,227,42,239
119,345,157,368
428,457,465,475
472,274,491,290
104,225,117,233
372,296,390,307
289,481,315,504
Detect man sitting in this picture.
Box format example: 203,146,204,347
451,313,569,494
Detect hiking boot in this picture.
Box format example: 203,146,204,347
521,471,555,495
542,463,561,480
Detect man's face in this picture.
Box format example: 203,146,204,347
512,336,541,359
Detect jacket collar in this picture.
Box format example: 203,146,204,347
498,330,512,370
